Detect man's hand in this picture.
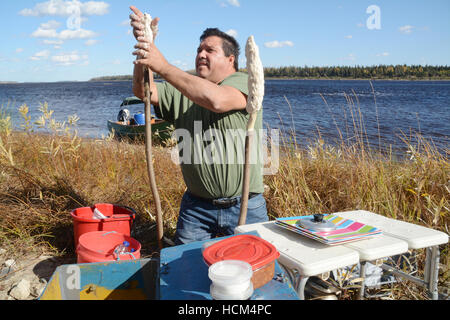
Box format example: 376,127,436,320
133,36,170,76
130,6,159,42
130,6,166,72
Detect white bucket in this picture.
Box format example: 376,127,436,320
208,260,254,300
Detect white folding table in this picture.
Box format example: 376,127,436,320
235,210,448,300
334,210,449,300
236,221,359,299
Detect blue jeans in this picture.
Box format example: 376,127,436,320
174,192,269,245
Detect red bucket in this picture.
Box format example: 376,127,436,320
71,203,135,248
76,231,141,263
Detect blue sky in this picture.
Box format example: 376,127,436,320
1,0,449,82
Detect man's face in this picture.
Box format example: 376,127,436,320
195,36,234,83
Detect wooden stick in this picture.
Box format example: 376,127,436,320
238,112,258,226
144,67,164,250
238,35,263,227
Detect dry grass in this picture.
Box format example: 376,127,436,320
0,104,185,256
0,100,448,299
264,131,449,299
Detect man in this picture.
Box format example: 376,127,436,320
130,6,268,245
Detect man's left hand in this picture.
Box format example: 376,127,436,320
133,37,169,75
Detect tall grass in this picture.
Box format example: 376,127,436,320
0,104,184,255
264,94,449,299
0,98,448,299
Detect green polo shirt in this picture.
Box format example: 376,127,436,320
155,71,264,199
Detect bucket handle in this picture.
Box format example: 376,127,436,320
110,205,136,219
101,231,118,236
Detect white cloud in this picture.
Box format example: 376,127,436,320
226,29,238,38
219,0,240,7
43,39,64,45
120,19,130,26
51,51,88,66
345,35,353,39
32,26,97,40
343,53,356,61
376,52,390,57
58,28,97,40
264,40,294,48
399,25,414,34
32,27,59,38
81,1,109,15
30,50,51,61
30,17,97,41
40,20,61,30
84,39,98,46
19,0,109,17
16,48,24,53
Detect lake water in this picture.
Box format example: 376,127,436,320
1,79,449,155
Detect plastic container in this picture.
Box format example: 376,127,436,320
208,260,253,300
71,203,135,248
76,231,141,263
114,241,130,257
134,113,145,125
203,234,280,289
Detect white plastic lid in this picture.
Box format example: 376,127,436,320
208,260,253,284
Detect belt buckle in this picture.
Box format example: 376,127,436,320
212,198,237,209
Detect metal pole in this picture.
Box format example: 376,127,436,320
297,275,309,300
428,246,440,300
358,262,367,300
380,263,427,287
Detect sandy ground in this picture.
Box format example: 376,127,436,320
0,249,74,300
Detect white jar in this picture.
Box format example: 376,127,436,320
208,260,254,300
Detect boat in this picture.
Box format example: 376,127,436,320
107,96,172,141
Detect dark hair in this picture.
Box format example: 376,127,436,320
200,28,240,71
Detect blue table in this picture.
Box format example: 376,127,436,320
159,233,300,300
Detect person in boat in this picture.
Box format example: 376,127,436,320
130,6,267,245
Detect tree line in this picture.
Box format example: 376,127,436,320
259,65,450,80
90,65,450,81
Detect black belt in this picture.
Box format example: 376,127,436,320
188,192,260,209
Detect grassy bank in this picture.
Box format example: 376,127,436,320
0,103,448,299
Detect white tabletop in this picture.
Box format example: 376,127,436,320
334,210,449,249
236,211,448,278
341,233,408,261
235,221,359,277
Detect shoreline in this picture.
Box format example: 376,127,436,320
2,77,450,85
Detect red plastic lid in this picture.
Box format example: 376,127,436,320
202,235,280,270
